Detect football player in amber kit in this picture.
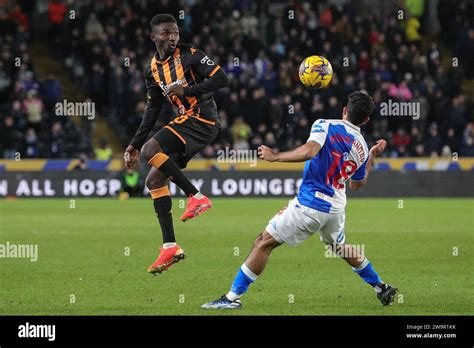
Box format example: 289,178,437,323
124,14,229,274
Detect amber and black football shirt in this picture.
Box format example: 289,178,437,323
130,44,229,149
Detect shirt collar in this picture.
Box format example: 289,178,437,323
343,120,361,132
154,51,172,63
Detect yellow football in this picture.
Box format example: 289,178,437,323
298,55,333,89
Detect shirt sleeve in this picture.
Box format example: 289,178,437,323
189,49,221,78
129,70,164,149
351,159,367,181
144,71,164,107
307,119,329,147
183,48,229,97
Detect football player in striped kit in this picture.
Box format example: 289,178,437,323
124,14,229,274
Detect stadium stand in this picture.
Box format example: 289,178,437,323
1,0,473,159
0,1,93,158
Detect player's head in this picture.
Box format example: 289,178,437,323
150,14,179,55
343,91,374,126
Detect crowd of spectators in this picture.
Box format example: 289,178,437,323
1,0,474,159
0,1,92,159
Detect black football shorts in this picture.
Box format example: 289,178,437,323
153,114,219,169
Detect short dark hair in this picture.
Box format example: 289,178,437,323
150,14,177,29
347,91,374,125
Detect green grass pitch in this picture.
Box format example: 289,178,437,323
0,197,472,315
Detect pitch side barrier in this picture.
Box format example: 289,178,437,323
1,158,474,171
0,171,472,198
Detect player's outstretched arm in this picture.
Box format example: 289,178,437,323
124,73,164,168
258,142,321,163
164,49,229,98
123,105,161,169
183,68,229,96
349,139,386,190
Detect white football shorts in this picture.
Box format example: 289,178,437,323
266,197,346,247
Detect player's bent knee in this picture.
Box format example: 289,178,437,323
141,139,162,161
254,230,280,252
140,143,152,161
145,172,167,190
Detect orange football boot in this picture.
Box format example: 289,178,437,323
147,245,186,274
180,194,212,222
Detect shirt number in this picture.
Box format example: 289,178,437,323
326,150,357,189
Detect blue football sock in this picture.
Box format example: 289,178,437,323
352,258,382,287
228,263,258,299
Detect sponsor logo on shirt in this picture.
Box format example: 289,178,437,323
159,79,187,92
200,55,215,66
312,124,324,133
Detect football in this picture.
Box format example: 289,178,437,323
2,1,472,339
298,55,333,88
